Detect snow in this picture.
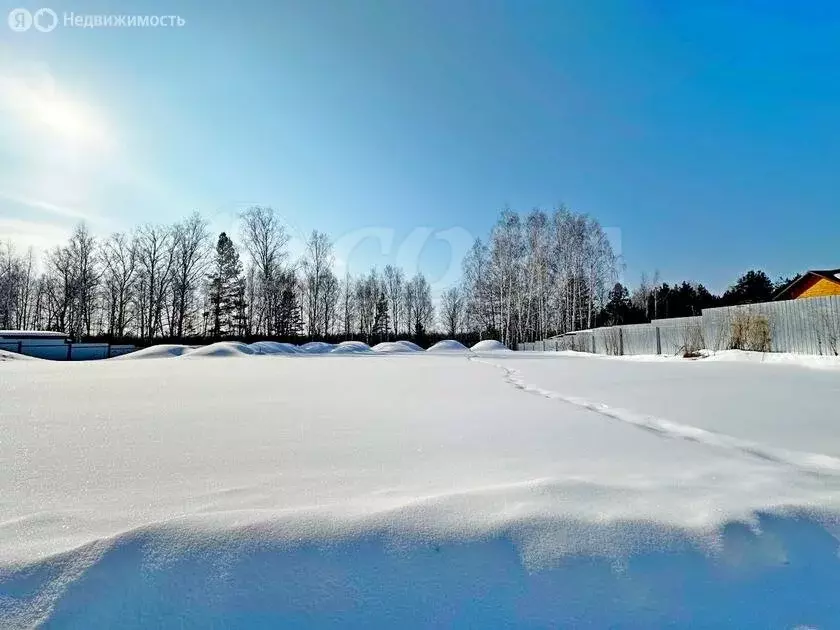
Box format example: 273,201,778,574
371,340,423,353
248,341,301,355
395,340,424,352
470,339,510,352
330,340,373,354
699,348,840,370
0,330,67,338
184,341,256,358
540,348,840,370
426,339,472,353
2,352,840,627
114,344,193,359
0,349,35,361
298,341,335,354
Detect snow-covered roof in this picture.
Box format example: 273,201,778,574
0,330,68,339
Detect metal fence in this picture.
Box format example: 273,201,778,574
517,295,840,356
0,341,136,360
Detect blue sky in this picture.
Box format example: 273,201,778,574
1,0,838,292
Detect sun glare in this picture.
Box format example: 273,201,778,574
0,70,113,155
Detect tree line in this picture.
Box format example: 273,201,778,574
3,204,787,346
0,206,440,345
597,269,798,328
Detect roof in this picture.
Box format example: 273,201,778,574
773,269,840,300
0,330,69,339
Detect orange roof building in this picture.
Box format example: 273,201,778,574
773,269,840,300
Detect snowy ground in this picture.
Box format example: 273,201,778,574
2,349,840,627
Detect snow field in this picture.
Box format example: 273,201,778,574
3,350,840,626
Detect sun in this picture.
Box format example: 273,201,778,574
0,68,114,155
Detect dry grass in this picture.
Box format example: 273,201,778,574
729,313,772,352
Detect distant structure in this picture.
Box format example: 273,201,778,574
773,269,840,301
0,331,134,360
0,331,70,359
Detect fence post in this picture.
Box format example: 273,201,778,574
655,327,661,355
618,328,624,356
591,335,596,354
17,341,23,355
66,343,72,361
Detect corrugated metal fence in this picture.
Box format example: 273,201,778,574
518,295,840,356
0,341,136,360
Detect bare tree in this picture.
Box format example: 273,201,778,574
68,223,99,337
320,270,340,335
340,270,355,339
355,269,379,341
0,242,36,330
101,232,138,337
439,286,464,337
382,264,405,335
302,231,334,337
240,206,289,335
407,273,434,336
171,212,210,337
136,224,176,341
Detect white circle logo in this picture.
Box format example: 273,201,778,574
33,7,57,32
7,8,32,31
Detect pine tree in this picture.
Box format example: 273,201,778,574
207,232,244,338
372,291,390,341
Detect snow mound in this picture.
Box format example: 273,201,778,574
249,341,301,355
115,344,192,360
0,349,35,361
330,340,373,354
372,340,424,353
396,340,423,352
699,349,840,370
185,341,256,358
471,339,510,352
426,339,472,353
299,341,335,354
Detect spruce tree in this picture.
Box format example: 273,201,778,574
372,291,390,341
207,232,244,338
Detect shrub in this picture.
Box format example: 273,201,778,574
729,313,772,352
680,321,705,355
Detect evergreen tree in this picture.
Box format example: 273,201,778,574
207,232,244,338
599,283,644,326
372,291,390,341
722,270,774,306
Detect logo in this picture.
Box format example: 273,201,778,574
7,7,57,32
7,7,32,31
33,7,57,32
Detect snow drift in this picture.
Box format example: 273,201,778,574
298,341,335,354
115,344,193,360
248,341,301,355
330,340,373,354
471,339,510,352
3,352,840,627
426,339,472,353
0,349,34,361
371,340,424,353
184,341,256,358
